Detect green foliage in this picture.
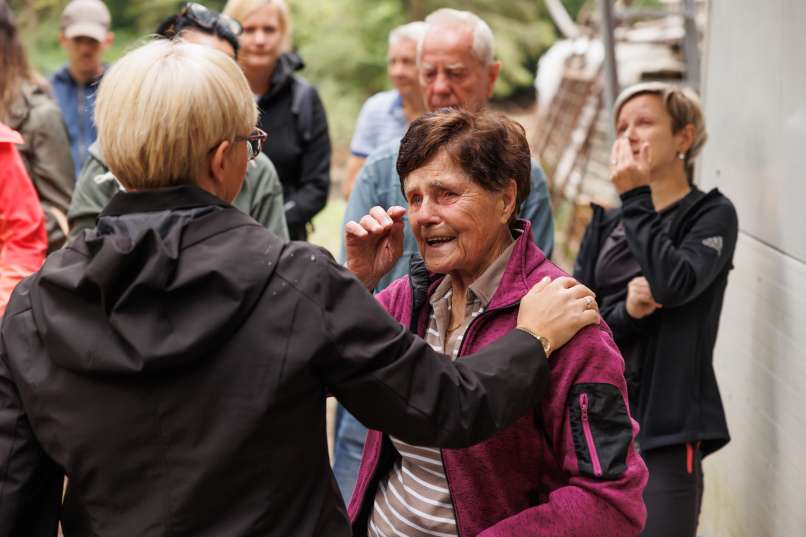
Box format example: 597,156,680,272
11,0,565,147
292,0,406,143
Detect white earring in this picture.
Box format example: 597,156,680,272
677,152,686,160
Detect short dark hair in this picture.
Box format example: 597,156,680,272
397,109,532,220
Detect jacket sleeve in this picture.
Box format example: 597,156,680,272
67,151,120,241
24,101,75,250
479,325,648,537
600,300,654,342
312,258,550,449
620,186,738,308
0,330,64,536
284,86,331,229
0,145,47,314
245,155,289,240
520,161,555,258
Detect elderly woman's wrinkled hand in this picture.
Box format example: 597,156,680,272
610,136,652,194
517,276,600,357
345,206,406,290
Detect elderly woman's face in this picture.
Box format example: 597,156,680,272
404,150,514,283
615,94,687,173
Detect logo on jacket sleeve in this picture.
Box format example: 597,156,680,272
702,236,723,257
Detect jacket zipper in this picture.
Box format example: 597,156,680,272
440,451,464,537
443,302,518,537
579,392,603,477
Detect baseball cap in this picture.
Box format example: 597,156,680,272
61,0,111,42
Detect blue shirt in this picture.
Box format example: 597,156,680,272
350,90,409,158
342,139,555,291
50,66,103,178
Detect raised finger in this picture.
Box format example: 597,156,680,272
359,214,383,234
344,220,368,238
369,205,393,226
617,136,634,164
387,206,407,222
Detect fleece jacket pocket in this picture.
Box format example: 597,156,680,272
568,383,632,479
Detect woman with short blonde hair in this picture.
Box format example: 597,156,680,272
96,39,257,190
575,82,737,537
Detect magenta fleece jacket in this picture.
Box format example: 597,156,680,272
348,220,648,536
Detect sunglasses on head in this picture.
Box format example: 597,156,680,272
179,2,242,38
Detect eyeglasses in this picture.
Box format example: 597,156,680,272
234,128,268,160
179,2,243,37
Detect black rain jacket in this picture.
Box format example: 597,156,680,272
573,186,738,456
0,185,549,537
257,52,330,241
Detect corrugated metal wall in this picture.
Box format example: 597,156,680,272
697,1,806,535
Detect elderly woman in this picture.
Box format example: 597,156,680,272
574,82,738,537
345,109,648,537
223,0,330,241
0,41,598,537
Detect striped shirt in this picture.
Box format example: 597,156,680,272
368,240,516,537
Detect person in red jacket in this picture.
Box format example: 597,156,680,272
0,122,47,315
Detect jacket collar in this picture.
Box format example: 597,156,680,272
100,185,229,218
262,52,304,100
53,64,106,86
487,219,546,309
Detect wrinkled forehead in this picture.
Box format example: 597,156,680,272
419,23,478,65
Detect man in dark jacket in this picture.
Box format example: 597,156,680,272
0,39,598,537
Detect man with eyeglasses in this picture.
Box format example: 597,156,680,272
67,3,289,242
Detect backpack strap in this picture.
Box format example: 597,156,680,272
290,76,316,144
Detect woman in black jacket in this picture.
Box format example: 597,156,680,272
0,39,601,537
574,82,738,537
224,0,329,241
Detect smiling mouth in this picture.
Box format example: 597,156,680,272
425,236,455,246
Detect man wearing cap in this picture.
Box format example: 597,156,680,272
51,0,114,178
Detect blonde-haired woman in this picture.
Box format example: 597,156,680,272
0,38,601,537
224,0,330,241
574,82,738,537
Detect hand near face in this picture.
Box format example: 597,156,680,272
625,276,663,319
610,136,652,194
345,206,406,290
517,276,600,356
